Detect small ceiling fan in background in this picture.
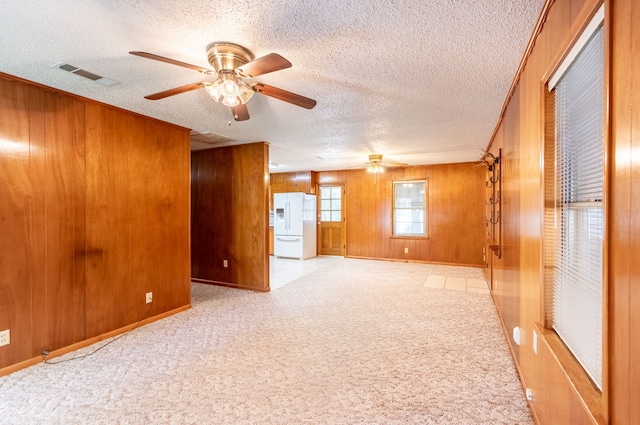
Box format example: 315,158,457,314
364,154,408,173
130,42,316,121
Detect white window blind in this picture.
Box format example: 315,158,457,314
548,18,604,389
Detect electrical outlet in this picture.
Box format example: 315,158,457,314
145,292,153,304
404,247,408,254
525,388,533,401
223,259,228,267
0,329,10,347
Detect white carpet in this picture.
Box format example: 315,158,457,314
0,258,532,424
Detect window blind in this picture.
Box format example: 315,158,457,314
549,22,604,389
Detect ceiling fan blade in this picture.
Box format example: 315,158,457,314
144,82,207,100
129,51,213,74
252,83,316,109
236,53,291,77
232,103,250,121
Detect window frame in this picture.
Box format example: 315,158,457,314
540,1,607,414
319,185,343,223
391,179,428,238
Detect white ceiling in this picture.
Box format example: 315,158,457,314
0,0,543,172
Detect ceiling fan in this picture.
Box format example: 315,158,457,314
130,42,316,121
365,154,408,173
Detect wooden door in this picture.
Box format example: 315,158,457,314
318,184,345,256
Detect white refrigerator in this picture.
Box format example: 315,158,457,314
273,192,317,259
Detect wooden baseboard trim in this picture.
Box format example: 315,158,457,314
0,304,191,378
191,278,270,292
345,255,483,268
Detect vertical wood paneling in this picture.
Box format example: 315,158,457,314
0,78,34,367
316,162,484,266
27,86,48,357
630,3,640,413
610,0,639,423
492,87,522,361
142,119,191,311
192,143,269,291
1,73,191,374
85,103,191,337
43,90,87,349
486,0,640,423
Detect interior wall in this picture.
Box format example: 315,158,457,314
191,143,270,291
609,0,640,422
485,0,640,423
0,73,191,373
317,162,485,266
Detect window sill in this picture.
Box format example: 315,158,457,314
390,235,429,240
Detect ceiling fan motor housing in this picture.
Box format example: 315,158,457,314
368,154,383,163
206,42,254,73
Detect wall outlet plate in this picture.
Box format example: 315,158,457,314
0,329,10,347
145,292,153,304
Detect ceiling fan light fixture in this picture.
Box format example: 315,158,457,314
205,70,254,106
367,163,384,173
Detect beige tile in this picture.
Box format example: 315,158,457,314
427,274,447,281
423,280,445,289
444,277,466,286
444,277,466,291
467,278,489,289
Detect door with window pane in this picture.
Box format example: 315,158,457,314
319,185,345,256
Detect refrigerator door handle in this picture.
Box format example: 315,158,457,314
286,200,290,230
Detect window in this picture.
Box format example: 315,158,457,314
392,180,427,237
544,6,604,389
320,186,342,222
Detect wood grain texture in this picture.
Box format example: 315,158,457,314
609,0,639,423
269,171,318,209
0,77,34,368
85,103,191,338
1,72,191,373
483,0,640,423
43,90,87,350
191,143,270,291
315,163,485,266
27,86,48,358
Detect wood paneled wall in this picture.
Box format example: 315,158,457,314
317,162,485,266
609,0,640,423
485,0,640,423
0,73,191,373
191,143,270,291
270,171,318,209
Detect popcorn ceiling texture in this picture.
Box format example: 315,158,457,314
0,0,543,171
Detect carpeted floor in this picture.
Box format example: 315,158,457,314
0,257,533,424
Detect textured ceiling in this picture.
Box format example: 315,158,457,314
0,0,543,172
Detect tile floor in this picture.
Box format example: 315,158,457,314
270,255,490,294
422,274,490,294
270,255,344,290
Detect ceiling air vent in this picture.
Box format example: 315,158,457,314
190,131,235,145
52,62,121,87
